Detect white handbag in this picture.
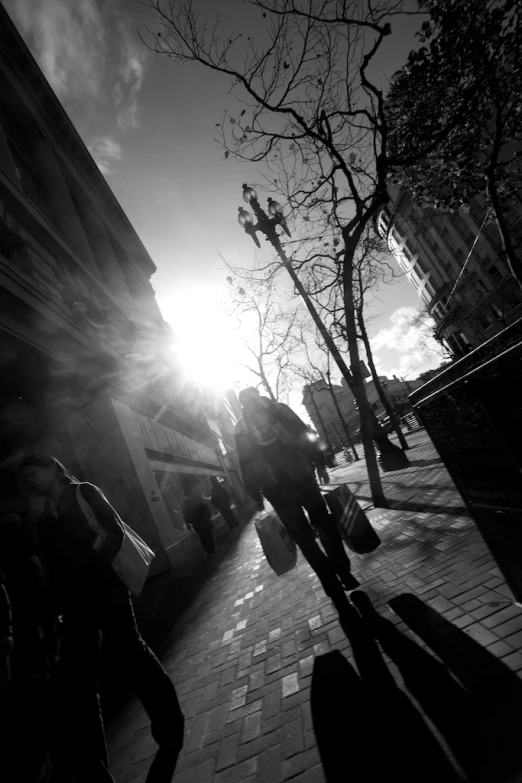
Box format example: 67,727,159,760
76,484,155,597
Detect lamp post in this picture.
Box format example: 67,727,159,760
237,184,409,472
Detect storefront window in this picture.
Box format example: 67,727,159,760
153,470,234,535
153,470,187,536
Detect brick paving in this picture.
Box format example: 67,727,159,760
107,431,522,783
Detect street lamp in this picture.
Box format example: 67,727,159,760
236,184,409,473
242,185,258,203
237,206,260,247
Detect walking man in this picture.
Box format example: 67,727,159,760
235,388,359,602
209,478,239,529
182,481,216,557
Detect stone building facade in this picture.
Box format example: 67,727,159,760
302,380,358,449
378,185,522,357
0,6,240,575
302,376,424,448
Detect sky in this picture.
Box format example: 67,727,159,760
5,0,447,414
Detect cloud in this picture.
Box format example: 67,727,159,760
87,137,122,175
4,0,146,137
5,0,107,98
115,39,146,131
370,306,447,379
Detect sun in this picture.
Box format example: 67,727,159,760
158,286,246,391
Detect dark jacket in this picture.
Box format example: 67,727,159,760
37,482,124,593
235,400,325,501
182,497,213,532
210,485,231,513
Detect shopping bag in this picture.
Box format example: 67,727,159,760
255,510,297,576
324,484,380,554
76,484,155,596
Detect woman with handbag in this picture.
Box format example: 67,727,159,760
19,454,184,783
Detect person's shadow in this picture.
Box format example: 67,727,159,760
311,592,522,783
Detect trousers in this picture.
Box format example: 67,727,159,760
60,565,184,781
264,480,353,597
193,520,215,555
222,508,239,529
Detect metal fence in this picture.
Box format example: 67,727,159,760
410,317,522,602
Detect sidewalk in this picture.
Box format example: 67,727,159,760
107,431,522,783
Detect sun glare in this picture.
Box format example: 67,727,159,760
159,287,245,391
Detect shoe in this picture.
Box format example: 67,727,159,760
341,573,360,591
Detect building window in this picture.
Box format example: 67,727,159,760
475,314,488,331
511,217,522,242
409,272,420,290
487,264,504,284
457,216,475,245
504,289,521,310
426,234,439,251
467,270,488,292
489,303,504,321
390,227,402,245
379,210,390,231
454,247,465,262
415,256,429,274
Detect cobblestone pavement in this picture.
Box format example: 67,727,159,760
107,431,522,783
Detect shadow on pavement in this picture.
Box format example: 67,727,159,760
312,598,461,782
354,489,467,517
389,593,522,783
389,500,468,516
406,458,447,468
313,591,522,782
101,521,249,721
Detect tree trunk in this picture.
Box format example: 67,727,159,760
271,232,385,503
309,391,335,455
485,101,522,289
343,237,387,508
326,377,359,460
357,307,409,450
258,359,277,402
487,177,522,289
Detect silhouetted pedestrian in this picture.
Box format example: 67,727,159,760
235,388,359,601
0,512,53,677
0,566,53,783
209,477,239,529
183,481,216,557
18,454,184,783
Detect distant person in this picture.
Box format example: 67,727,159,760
18,454,184,783
209,477,239,529
183,481,216,557
235,388,359,602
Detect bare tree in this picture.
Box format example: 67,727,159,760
291,223,409,449
226,270,299,401
351,230,409,448
144,0,425,506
